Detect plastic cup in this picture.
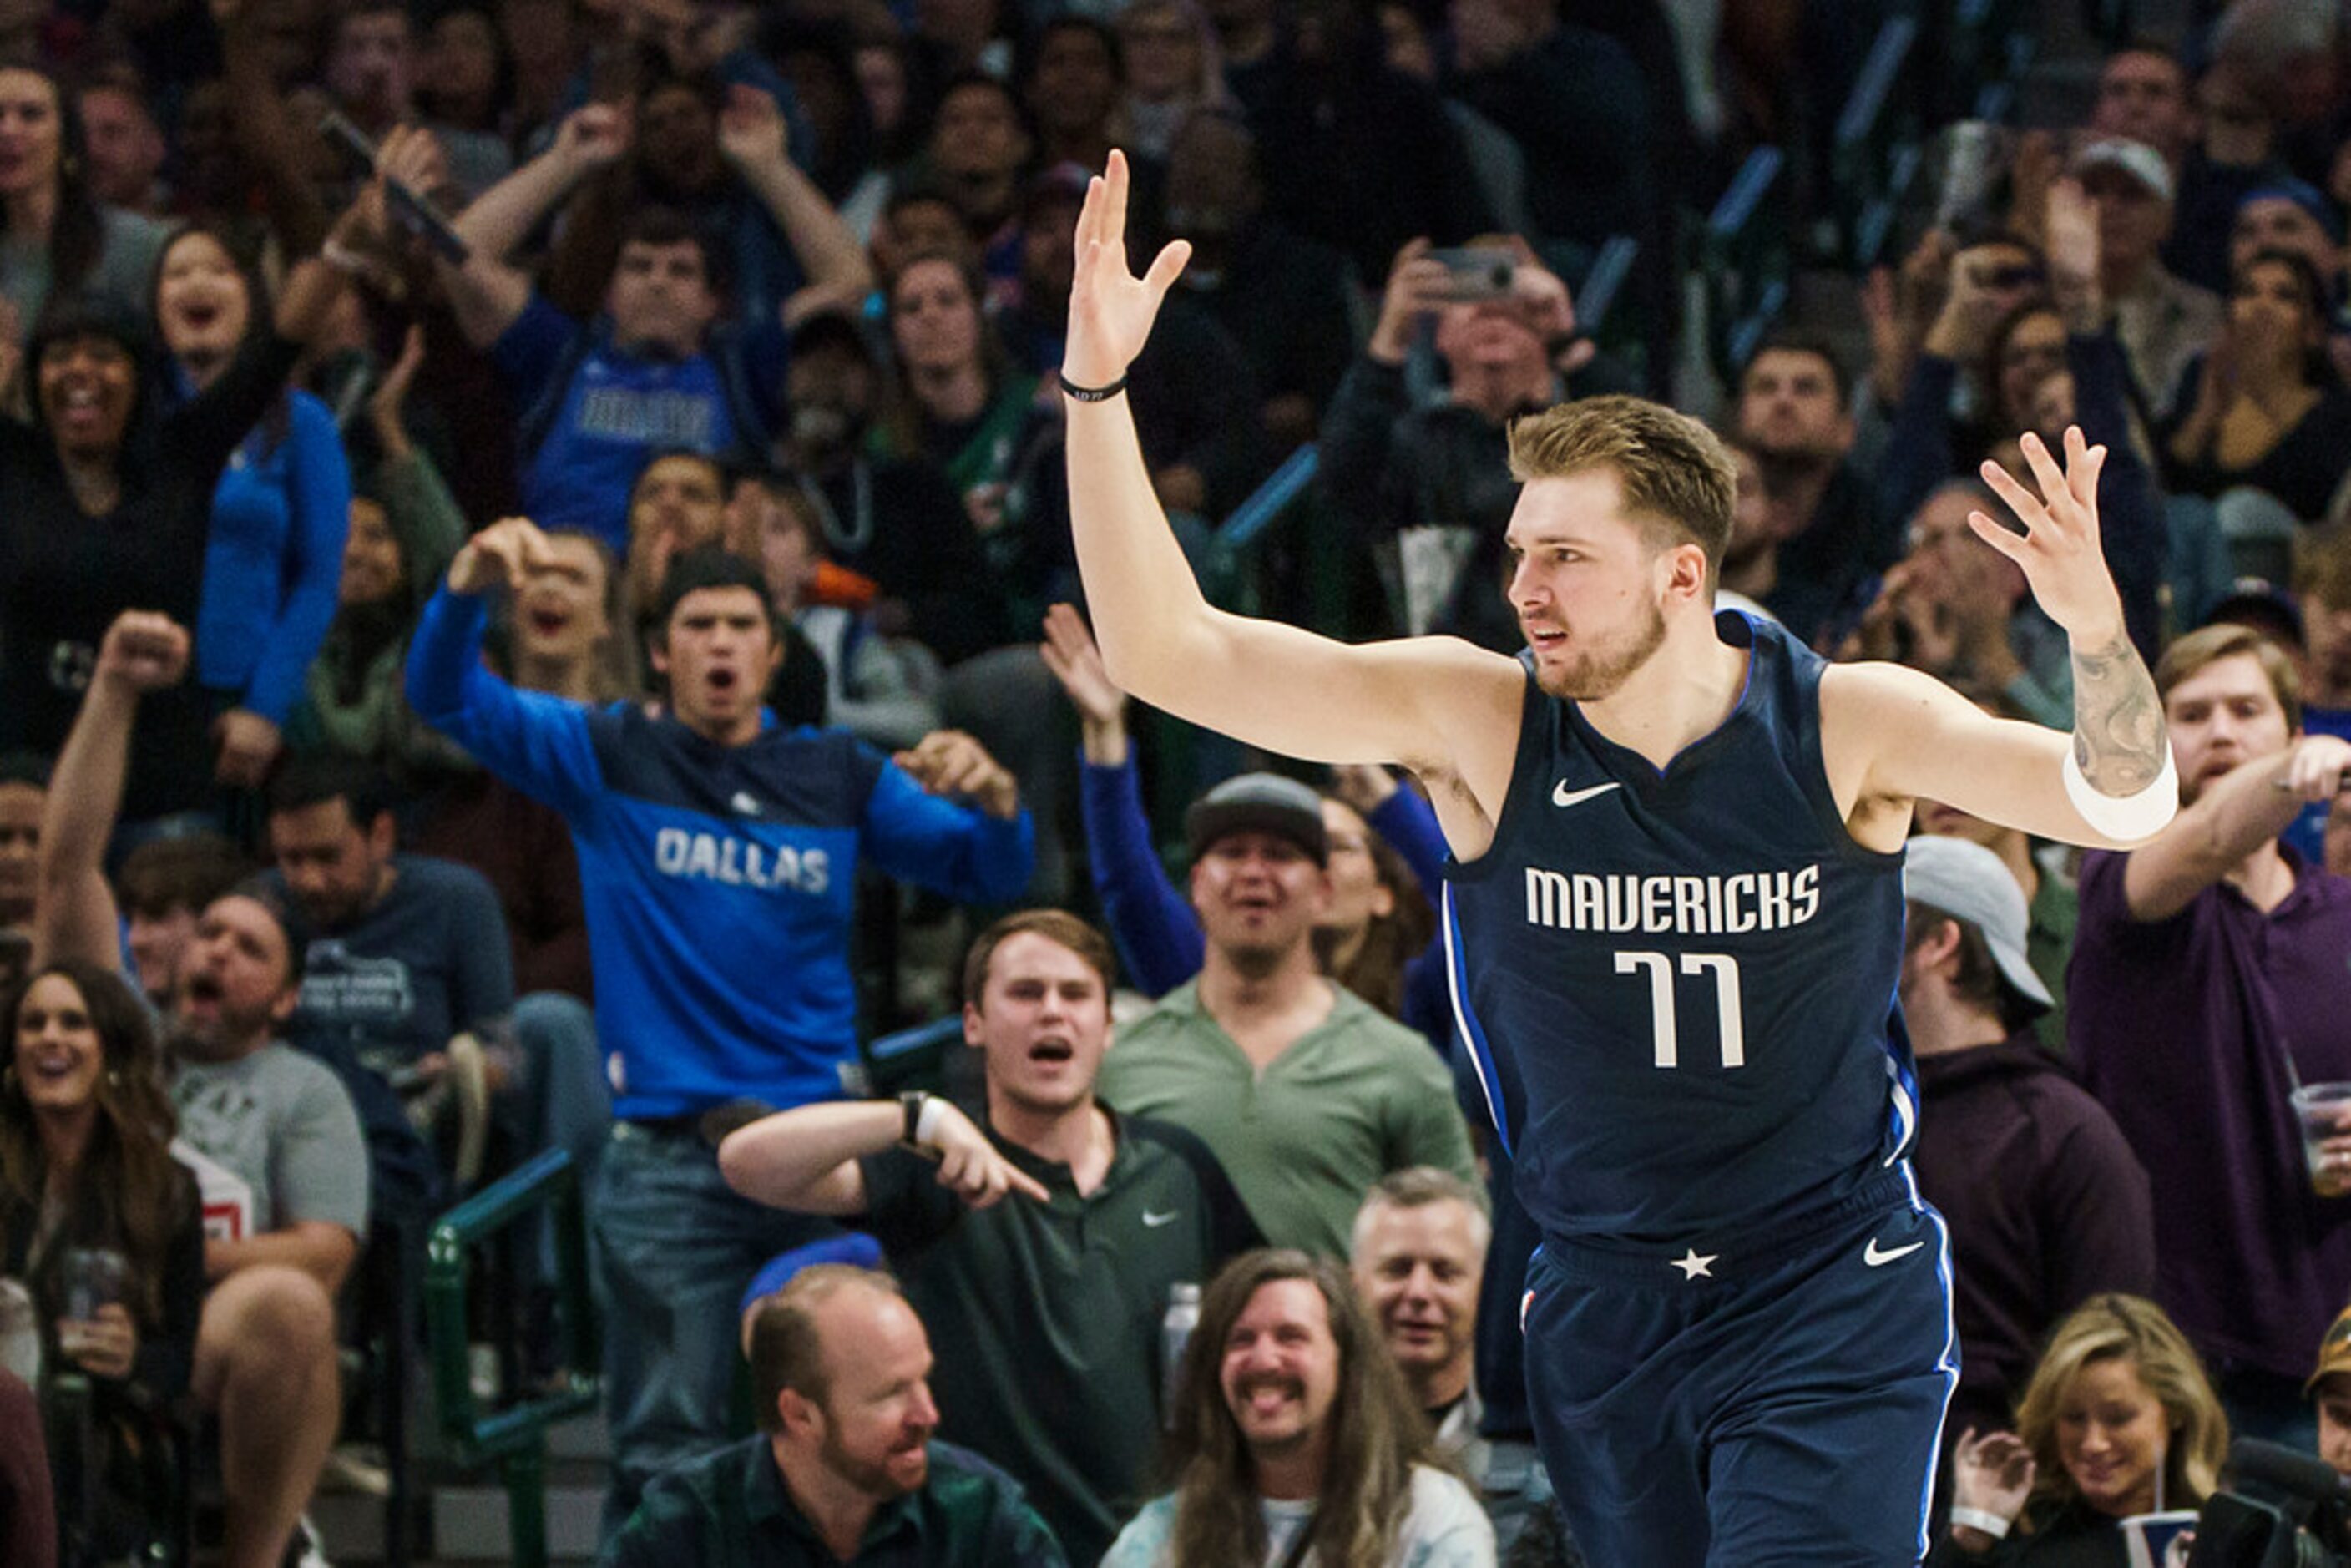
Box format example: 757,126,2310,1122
2292,1084,2351,1196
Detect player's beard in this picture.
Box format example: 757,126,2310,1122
1533,598,1669,701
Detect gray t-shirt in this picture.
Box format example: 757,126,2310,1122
171,1044,370,1240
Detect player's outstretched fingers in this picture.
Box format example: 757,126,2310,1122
1104,148,1130,235
2015,431,2073,521
1140,237,1193,307
2056,427,2108,518
1964,507,2033,567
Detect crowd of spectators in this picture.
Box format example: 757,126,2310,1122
0,0,2349,1565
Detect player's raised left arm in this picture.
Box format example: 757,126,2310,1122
1830,427,2173,848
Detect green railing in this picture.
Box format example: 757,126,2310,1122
426,1148,600,1568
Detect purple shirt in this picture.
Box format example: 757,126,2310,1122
2069,847,2351,1378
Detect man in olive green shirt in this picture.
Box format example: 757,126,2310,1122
718,911,1260,1563
1095,774,1479,1255
603,1265,1064,1566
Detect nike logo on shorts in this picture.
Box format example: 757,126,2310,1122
1863,1237,1924,1267
1551,780,1624,809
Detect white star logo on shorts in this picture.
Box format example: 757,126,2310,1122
1671,1248,1717,1281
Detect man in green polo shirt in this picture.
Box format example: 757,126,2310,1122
604,1264,1064,1565
1095,773,1479,1255
719,909,1261,1564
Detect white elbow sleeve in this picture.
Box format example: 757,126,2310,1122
2061,747,2179,841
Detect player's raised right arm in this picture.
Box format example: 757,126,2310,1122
1061,153,1518,778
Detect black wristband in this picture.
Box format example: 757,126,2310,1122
901,1090,928,1147
1060,371,1129,402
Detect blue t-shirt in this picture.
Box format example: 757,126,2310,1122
261,853,518,1078
1443,613,1914,1247
493,297,787,552
404,589,1034,1118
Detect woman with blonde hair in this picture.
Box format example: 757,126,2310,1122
1935,1293,2228,1564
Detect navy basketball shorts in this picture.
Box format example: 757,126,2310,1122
1520,1166,1957,1568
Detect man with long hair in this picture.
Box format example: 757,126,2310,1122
1103,1249,1494,1565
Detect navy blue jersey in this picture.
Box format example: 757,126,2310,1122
1443,611,1914,1247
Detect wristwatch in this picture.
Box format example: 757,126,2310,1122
901,1091,930,1151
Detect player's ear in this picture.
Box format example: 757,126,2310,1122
1659,539,1710,604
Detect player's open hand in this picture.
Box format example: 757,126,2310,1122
1972,427,2126,645
1063,149,1189,392
449,517,559,597
923,1102,1052,1209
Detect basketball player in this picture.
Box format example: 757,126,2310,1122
1058,154,2177,1566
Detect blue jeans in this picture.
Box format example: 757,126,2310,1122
592,1121,838,1538
511,993,609,1180
508,993,609,1277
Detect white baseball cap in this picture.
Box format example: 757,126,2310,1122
1902,835,2054,1012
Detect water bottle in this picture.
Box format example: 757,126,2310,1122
1160,1282,1201,1427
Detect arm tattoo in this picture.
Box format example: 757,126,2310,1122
2070,632,2168,793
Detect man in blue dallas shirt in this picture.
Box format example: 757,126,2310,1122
407,522,1034,1535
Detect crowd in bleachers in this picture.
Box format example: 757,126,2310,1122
2,0,2351,1563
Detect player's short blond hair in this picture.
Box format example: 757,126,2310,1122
1506,396,1739,584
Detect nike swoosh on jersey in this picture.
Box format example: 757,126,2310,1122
1550,780,1625,809
1863,1237,1925,1267
1142,1210,1181,1227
